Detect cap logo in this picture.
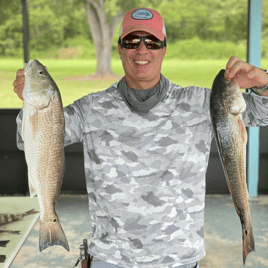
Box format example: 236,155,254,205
132,8,153,20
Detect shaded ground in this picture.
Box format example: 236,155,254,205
9,195,268,268
200,195,268,268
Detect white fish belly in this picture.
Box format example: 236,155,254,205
23,100,64,221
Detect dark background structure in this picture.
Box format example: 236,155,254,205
1,109,268,195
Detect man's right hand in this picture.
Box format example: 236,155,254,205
13,66,47,101
13,69,25,100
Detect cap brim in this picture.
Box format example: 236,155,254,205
121,25,165,41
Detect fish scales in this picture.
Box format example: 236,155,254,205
27,96,64,220
210,69,254,265
22,59,69,252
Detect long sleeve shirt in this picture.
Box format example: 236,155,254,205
16,78,268,268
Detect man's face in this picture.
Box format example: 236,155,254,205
118,31,166,89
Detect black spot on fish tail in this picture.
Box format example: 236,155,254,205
39,216,69,252
242,227,255,265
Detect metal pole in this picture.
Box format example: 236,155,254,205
247,0,262,197
22,0,29,64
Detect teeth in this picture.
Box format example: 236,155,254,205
135,61,149,65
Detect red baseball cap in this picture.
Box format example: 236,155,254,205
119,8,167,41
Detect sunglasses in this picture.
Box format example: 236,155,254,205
118,34,166,50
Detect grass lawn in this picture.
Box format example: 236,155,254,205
1,58,268,108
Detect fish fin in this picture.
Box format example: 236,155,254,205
29,110,38,139
28,176,37,198
22,111,25,141
236,114,247,145
39,216,69,252
50,87,57,104
242,227,255,265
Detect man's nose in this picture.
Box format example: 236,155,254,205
136,40,148,53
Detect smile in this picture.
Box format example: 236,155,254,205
134,61,150,65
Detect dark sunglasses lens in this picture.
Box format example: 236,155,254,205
122,35,163,50
145,41,162,49
123,39,140,49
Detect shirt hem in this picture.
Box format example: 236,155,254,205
87,247,205,268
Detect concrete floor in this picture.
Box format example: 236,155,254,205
9,194,268,268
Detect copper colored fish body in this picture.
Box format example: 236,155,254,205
22,59,69,252
210,69,254,265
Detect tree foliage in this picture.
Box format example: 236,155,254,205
0,0,266,59
0,0,89,57
0,0,23,56
156,0,248,42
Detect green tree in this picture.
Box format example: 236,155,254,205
28,0,90,53
1,0,266,63
0,0,89,58
0,0,23,57
156,0,248,43
84,0,125,77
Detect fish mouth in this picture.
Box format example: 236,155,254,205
224,76,238,86
24,60,33,75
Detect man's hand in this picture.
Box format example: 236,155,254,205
225,56,268,90
13,65,47,101
13,69,25,100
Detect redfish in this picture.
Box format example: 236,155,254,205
210,69,254,265
22,59,69,252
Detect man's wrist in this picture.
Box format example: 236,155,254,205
250,69,268,93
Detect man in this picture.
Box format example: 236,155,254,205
13,7,268,268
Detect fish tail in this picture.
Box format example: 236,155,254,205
39,215,69,252
242,227,255,265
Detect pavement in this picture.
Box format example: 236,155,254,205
9,194,268,268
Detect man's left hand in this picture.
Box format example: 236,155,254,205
224,56,268,89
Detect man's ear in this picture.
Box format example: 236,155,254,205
118,44,123,60
162,46,166,59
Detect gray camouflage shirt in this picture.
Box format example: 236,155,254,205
16,77,268,268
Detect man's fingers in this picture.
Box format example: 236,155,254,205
16,69,24,77
225,56,240,71
13,65,47,101
14,69,25,86
13,68,25,101
225,56,252,80
14,84,24,93
14,85,24,100
13,76,25,87
225,56,241,79
226,60,253,80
